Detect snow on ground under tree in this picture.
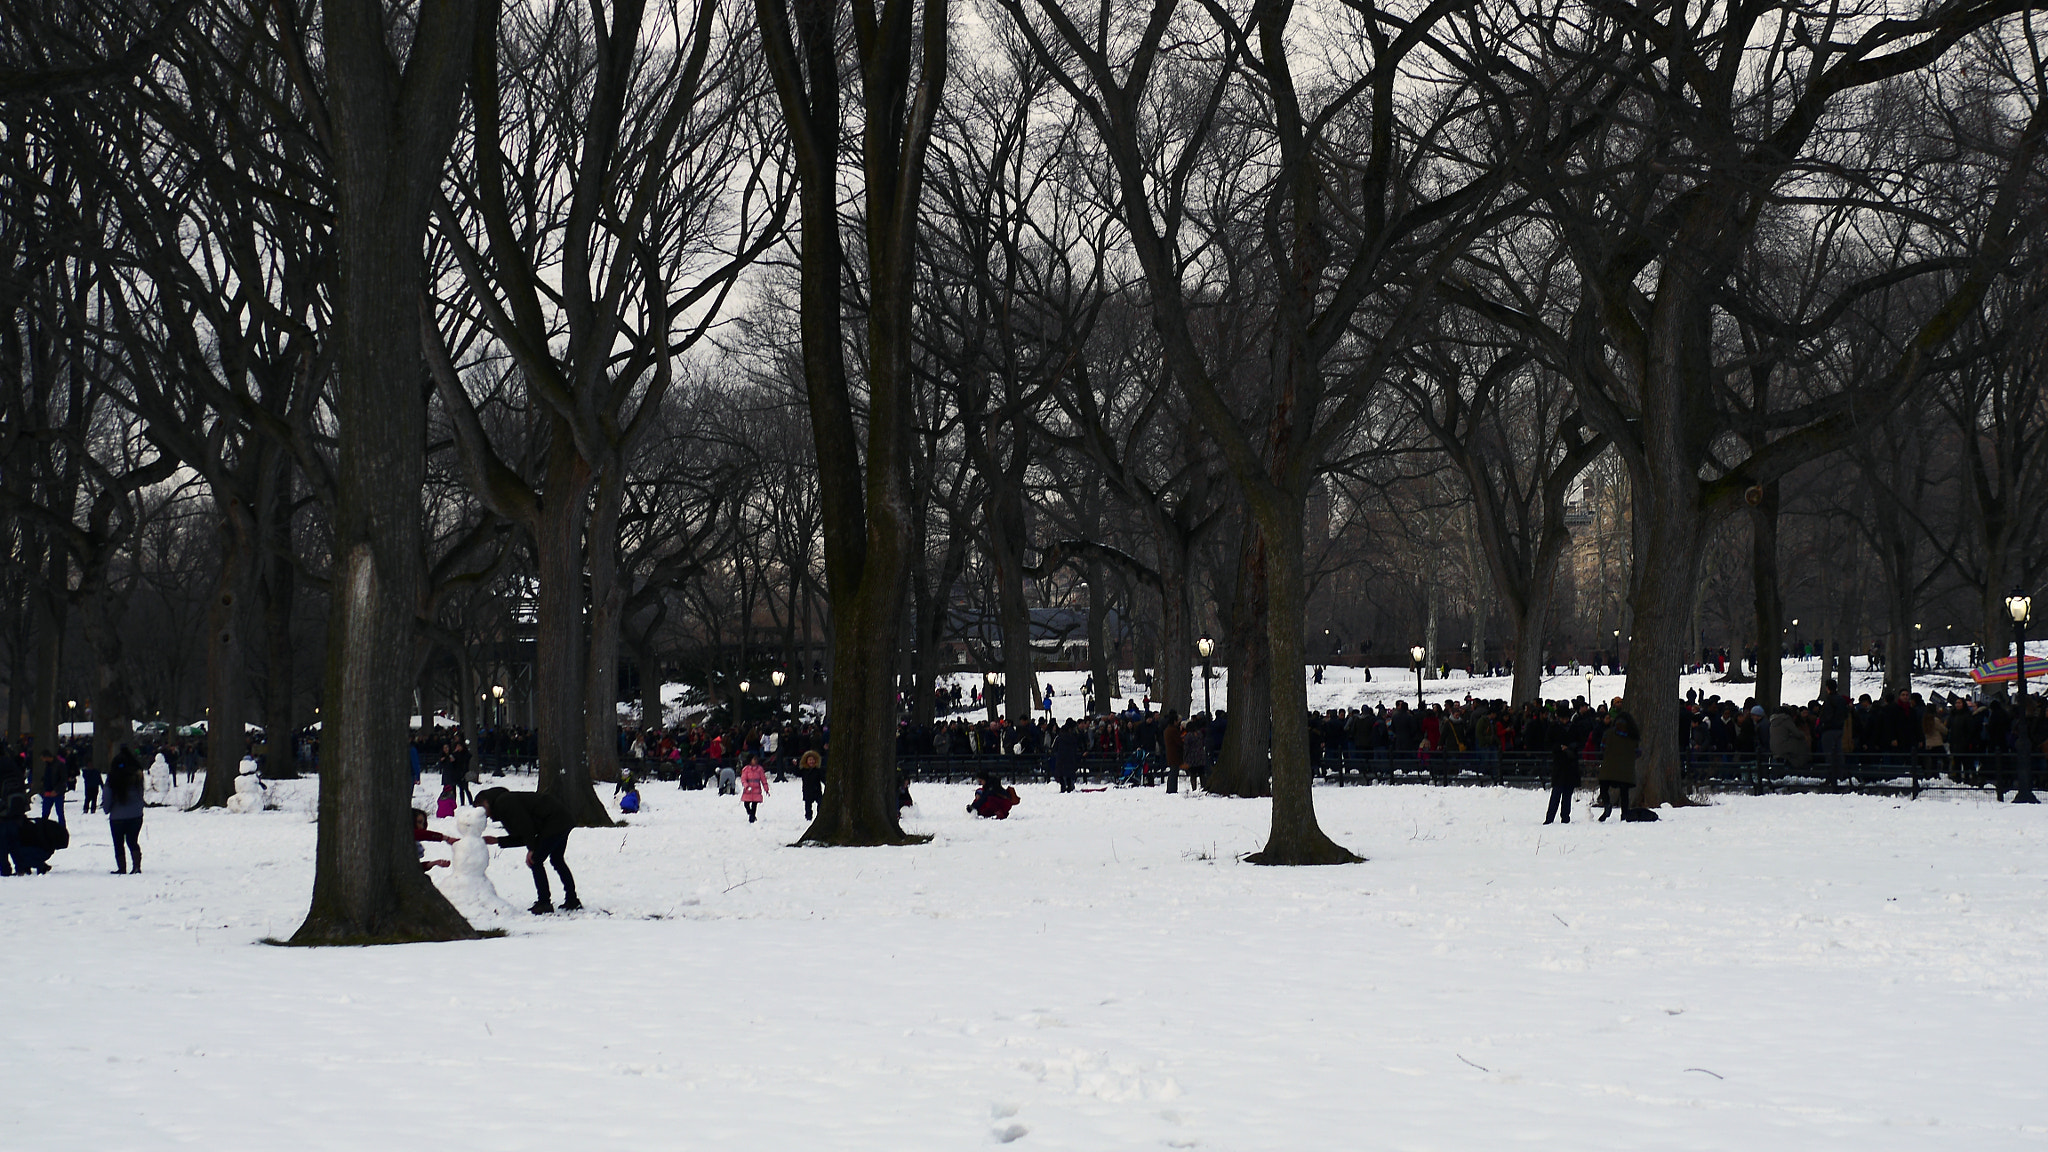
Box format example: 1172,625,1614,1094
6,775,2044,1149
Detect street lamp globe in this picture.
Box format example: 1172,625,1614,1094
985,670,998,686
2007,590,2032,624
738,679,751,695
492,684,505,700
1409,644,1425,664
1196,636,1215,659
771,669,786,688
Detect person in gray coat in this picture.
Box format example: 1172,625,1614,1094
1596,701,1639,821
104,748,147,874
1769,706,1813,771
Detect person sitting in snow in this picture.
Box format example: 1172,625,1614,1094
968,772,1019,820
474,786,581,914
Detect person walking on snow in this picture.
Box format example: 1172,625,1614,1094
475,786,581,914
739,755,769,822
104,749,145,874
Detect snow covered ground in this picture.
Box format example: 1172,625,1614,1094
7,773,2045,1149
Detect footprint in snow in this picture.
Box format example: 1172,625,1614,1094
991,1122,1029,1143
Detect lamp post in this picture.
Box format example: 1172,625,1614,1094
492,683,505,726
737,678,750,734
1585,670,1594,704
1409,644,1426,707
2007,589,2037,804
1197,635,1215,716
985,669,999,722
771,668,787,720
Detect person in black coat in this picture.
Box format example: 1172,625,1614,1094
1528,709,1576,824
475,786,580,913
797,750,825,820
1051,721,1084,793
0,791,53,875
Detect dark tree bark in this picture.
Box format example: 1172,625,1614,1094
290,0,481,945
198,499,254,805
1750,481,1784,710
757,0,949,845
1208,517,1272,799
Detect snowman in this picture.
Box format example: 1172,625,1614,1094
225,757,266,813
145,753,174,806
435,806,516,922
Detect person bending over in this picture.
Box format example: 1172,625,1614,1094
475,787,580,914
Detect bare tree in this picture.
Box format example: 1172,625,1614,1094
755,0,949,844
290,0,480,945
1453,1,2048,805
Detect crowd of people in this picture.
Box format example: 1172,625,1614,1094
11,669,2046,905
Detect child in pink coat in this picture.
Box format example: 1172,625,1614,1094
739,756,769,823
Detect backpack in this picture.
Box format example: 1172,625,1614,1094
1621,807,1660,822
619,791,640,814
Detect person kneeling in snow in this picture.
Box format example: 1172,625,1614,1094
413,808,455,871
475,786,581,914
968,773,1019,820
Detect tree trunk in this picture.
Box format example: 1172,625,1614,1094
989,480,1037,724
259,563,297,776
290,0,479,945
582,470,627,799
762,0,944,848
1750,482,1783,708
631,605,667,734
801,540,916,845
1156,541,1193,720
1621,502,1706,808
198,501,254,808
1423,582,1440,680
1208,521,1271,798
1086,559,1113,714
259,464,298,777
6,604,27,738
1245,511,1359,865
533,430,606,820
31,576,62,753
1508,589,1554,707
76,568,134,781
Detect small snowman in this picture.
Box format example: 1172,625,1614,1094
225,757,266,813
145,754,174,806
435,806,515,922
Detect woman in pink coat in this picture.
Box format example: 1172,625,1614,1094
739,755,769,823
